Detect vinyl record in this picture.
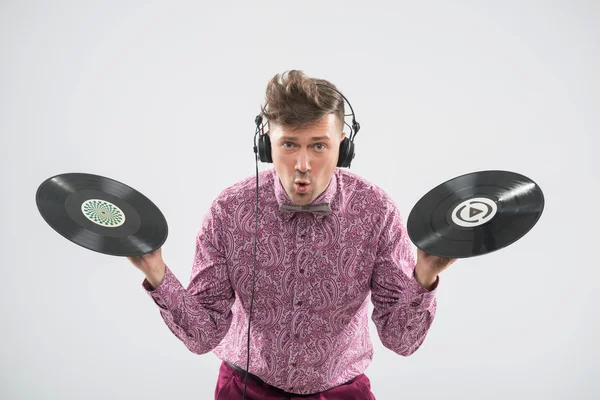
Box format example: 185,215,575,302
407,170,544,258
36,173,168,257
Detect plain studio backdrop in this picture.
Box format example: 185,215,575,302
1,1,598,399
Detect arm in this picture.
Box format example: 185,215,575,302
370,199,438,356
141,206,235,355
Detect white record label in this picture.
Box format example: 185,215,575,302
81,199,126,227
450,197,497,228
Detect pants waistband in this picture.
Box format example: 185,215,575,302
223,361,314,398
225,361,266,385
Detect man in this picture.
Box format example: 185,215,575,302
128,70,456,399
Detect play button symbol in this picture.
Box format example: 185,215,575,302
470,207,484,217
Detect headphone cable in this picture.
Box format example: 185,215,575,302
243,127,260,399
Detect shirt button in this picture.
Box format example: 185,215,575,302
299,269,304,273
291,363,297,367
294,334,299,339
297,301,302,306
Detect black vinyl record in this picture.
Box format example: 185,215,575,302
36,173,168,257
407,170,544,258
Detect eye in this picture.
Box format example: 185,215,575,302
282,142,295,148
315,143,326,151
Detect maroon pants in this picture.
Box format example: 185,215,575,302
214,361,377,399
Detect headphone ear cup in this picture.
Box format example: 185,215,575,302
337,137,354,168
258,132,273,163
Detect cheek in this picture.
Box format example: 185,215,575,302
314,156,338,181
271,153,295,179
273,152,292,167
324,150,340,168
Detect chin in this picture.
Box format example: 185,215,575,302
288,188,313,205
290,194,312,205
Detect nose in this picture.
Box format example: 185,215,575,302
295,149,310,173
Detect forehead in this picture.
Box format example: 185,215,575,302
269,114,342,139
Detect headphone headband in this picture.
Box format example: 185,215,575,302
314,83,360,140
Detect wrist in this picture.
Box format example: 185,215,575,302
145,262,166,289
414,263,437,290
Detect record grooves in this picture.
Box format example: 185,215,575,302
36,173,168,256
407,170,544,258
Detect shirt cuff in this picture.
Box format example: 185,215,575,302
406,271,439,310
141,265,183,310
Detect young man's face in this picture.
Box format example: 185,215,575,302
268,114,346,205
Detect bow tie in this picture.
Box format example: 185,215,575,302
279,202,332,215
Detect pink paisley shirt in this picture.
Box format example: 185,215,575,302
143,167,439,395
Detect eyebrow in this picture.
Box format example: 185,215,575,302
279,136,331,142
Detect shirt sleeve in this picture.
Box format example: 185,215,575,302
141,204,235,355
370,195,438,356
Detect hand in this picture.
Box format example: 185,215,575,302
416,248,457,273
127,247,164,272
414,248,457,290
127,248,166,289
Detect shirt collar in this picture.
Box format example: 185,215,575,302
273,170,338,221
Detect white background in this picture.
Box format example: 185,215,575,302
1,1,598,399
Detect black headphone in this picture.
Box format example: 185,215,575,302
253,83,360,168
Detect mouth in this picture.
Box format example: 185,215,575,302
294,180,310,193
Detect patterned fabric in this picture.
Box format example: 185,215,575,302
143,167,439,395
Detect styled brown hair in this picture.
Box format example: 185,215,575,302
260,70,345,130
